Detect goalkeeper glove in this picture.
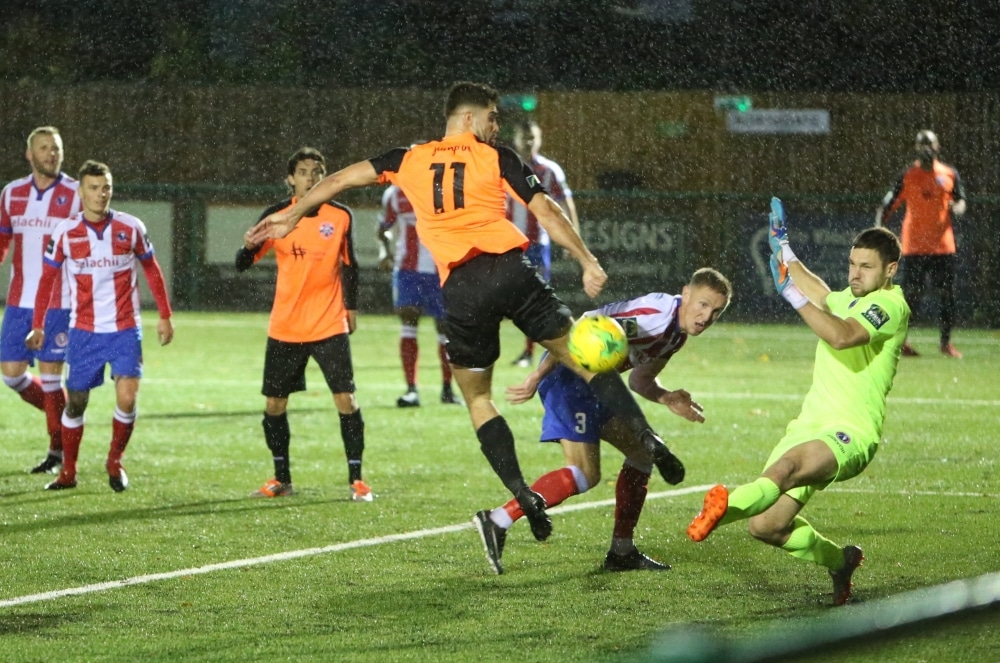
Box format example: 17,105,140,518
769,197,798,264
769,254,809,310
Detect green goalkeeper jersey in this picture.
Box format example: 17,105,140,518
794,284,910,441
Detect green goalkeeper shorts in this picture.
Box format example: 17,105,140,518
762,422,879,505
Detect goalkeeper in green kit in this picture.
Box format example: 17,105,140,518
687,198,910,605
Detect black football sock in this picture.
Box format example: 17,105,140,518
587,371,651,438
262,412,291,484
340,409,365,484
476,416,528,495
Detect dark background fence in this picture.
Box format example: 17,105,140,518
2,85,998,326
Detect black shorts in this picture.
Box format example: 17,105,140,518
901,254,955,292
262,334,355,398
442,249,572,368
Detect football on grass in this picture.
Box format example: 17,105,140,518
567,314,628,373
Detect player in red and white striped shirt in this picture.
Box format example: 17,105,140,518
27,160,173,492
474,268,732,574
0,126,80,474
505,120,580,367
377,184,461,408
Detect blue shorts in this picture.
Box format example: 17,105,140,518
524,242,552,282
65,327,143,392
537,363,611,444
0,306,70,364
393,269,446,320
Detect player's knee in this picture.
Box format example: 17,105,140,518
333,392,358,414
747,516,783,546
2,372,30,391
65,391,89,417
575,464,599,491
264,397,287,416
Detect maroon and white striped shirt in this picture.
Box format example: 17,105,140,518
505,154,573,245
379,185,438,274
590,292,687,372
43,209,155,333
0,173,80,309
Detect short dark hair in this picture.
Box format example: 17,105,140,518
853,227,902,266
444,81,500,119
78,159,111,180
689,267,733,305
287,147,326,177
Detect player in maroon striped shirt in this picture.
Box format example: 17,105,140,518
0,126,81,475
27,160,173,492
474,268,731,574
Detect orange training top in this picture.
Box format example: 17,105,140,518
883,159,965,256
253,198,357,343
370,132,545,283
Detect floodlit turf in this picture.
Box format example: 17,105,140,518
0,312,997,662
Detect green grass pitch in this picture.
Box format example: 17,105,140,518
0,311,997,662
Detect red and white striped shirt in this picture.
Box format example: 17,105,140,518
0,173,80,309
506,154,573,246
379,185,438,274
590,292,687,372
43,209,155,333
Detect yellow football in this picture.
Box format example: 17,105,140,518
567,314,628,373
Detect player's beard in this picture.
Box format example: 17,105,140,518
31,155,60,179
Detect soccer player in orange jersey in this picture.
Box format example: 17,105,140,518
237,147,372,502
249,83,685,544
875,130,966,358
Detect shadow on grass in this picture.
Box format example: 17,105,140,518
0,495,339,534
0,612,81,635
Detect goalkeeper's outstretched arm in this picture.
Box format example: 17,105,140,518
786,260,832,312
787,261,870,349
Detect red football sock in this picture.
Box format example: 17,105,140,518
60,414,85,480
107,408,136,475
42,383,66,453
502,467,579,522
613,464,650,539
400,335,418,387
524,338,536,356
16,374,46,410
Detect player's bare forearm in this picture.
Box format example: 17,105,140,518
787,260,831,310
796,303,870,350
533,195,605,297
249,160,379,244
532,195,591,263
628,360,667,403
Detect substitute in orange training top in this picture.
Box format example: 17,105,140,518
875,129,966,358
248,82,686,546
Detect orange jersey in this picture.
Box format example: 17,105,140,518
370,132,544,283
884,159,965,255
253,199,357,343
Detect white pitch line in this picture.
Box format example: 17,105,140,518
1,483,995,608
0,484,714,608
